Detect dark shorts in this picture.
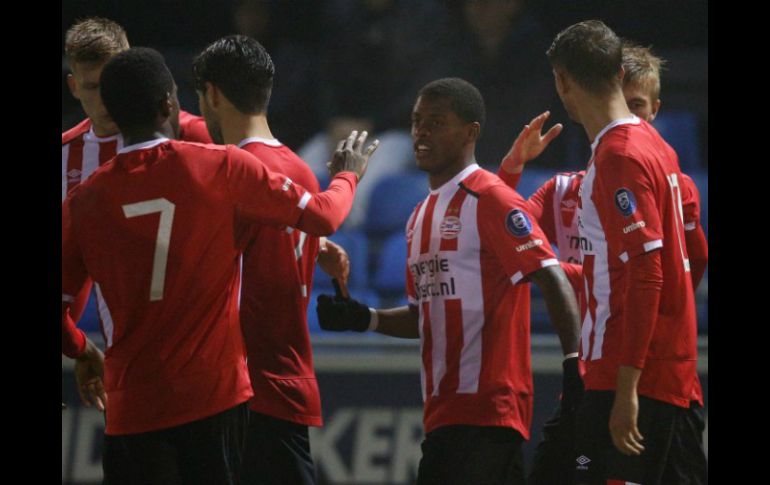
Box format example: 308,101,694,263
103,402,248,485
575,390,707,485
416,425,525,485
529,398,577,485
238,411,317,485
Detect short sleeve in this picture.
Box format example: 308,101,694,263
477,184,558,285
592,154,664,261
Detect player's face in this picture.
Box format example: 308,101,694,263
411,95,473,175
68,61,119,136
623,81,661,122
197,89,224,145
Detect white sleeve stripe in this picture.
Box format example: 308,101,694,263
285,227,295,234
644,239,664,252
540,258,559,268
298,192,312,210
510,271,524,285
619,252,629,263
408,296,418,305
684,222,697,231
62,294,75,303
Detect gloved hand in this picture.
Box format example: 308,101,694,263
316,279,371,332
561,356,584,415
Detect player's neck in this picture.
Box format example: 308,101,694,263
428,152,474,190
90,120,119,138
579,93,633,144
222,112,274,146
122,129,168,148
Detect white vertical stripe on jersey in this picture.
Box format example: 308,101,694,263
94,283,115,349
580,276,593,358
455,195,484,394
116,134,124,153
81,139,100,181
579,165,612,361
62,145,69,202
418,306,427,402
427,190,453,396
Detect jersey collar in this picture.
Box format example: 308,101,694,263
590,115,641,154
430,162,480,195
118,137,171,154
237,136,282,148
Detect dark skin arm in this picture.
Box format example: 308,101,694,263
528,264,581,356
374,305,420,339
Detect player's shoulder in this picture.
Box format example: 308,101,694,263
62,118,91,145
465,168,528,204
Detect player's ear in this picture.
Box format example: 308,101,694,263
649,98,662,122
467,121,481,144
159,92,172,118
553,69,568,96
67,74,79,99
204,81,221,109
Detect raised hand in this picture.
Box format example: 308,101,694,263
327,130,380,181
500,111,563,174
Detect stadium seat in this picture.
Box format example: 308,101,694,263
79,291,101,333
652,110,703,170
313,230,369,290
364,172,428,237
372,232,408,294
516,169,557,199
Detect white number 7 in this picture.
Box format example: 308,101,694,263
123,198,176,301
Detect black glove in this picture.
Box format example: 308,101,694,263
561,356,584,415
316,279,371,332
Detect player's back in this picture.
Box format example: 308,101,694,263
583,119,697,407
65,138,255,435
237,137,323,426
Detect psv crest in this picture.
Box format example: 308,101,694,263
440,216,462,239
505,209,532,237
614,188,637,217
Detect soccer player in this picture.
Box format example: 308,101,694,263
497,41,708,484
61,47,376,485
62,17,213,326
191,35,356,485
545,20,706,484
315,77,583,485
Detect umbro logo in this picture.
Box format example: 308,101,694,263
67,169,81,180
281,178,293,191
576,455,591,470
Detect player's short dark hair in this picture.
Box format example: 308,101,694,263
546,20,623,95
100,47,175,131
192,35,274,114
65,17,129,66
417,77,486,129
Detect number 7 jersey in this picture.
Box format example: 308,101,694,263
577,116,698,408
62,138,358,435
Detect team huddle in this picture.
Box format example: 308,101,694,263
62,16,707,485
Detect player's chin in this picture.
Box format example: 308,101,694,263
414,151,435,170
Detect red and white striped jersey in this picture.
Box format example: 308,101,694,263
405,164,559,438
577,117,698,408
61,111,212,201
528,171,586,264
